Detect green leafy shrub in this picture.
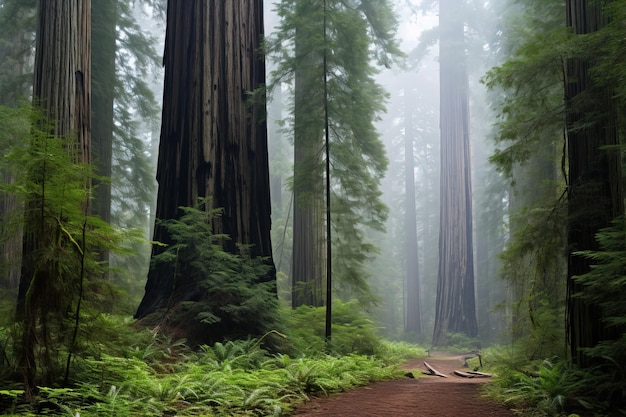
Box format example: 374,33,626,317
285,300,382,356
147,201,280,346
481,346,601,416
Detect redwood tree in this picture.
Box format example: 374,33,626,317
135,1,275,324
565,0,623,367
17,0,91,397
0,0,35,290
270,0,401,307
404,90,421,336
432,0,478,346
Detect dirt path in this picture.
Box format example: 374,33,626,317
292,352,515,416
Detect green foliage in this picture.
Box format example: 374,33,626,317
432,332,482,352
572,218,626,406
484,352,596,417
283,300,383,356
267,0,403,304
0,322,409,417
374,339,427,363
149,201,280,344
108,1,162,307
0,104,144,392
482,0,566,180
482,0,568,361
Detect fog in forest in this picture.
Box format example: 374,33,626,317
263,0,507,346
4,0,626,414
130,0,511,344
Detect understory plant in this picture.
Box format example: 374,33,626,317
146,200,280,346
481,346,611,416
0,329,410,416
0,104,143,397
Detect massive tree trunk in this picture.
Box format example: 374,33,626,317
432,0,478,346
404,90,421,336
565,0,623,367
17,0,91,397
136,0,275,319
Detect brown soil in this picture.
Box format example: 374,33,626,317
291,352,515,417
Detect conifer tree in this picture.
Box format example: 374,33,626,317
93,0,161,298
565,0,623,367
482,0,569,355
135,1,276,342
403,89,421,336
269,0,402,307
17,0,91,397
432,0,478,346
0,0,36,290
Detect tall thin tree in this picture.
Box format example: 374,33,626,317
270,0,401,307
91,0,116,274
404,89,422,336
0,0,36,290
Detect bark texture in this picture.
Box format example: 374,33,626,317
91,0,115,225
291,6,326,308
565,0,623,367
136,0,274,318
18,0,91,397
432,0,478,346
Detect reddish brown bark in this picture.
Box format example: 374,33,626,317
136,0,275,319
432,0,478,346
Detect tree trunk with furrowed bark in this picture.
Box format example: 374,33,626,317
17,0,91,398
136,0,275,320
432,0,478,346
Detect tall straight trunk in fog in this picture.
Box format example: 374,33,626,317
291,8,326,307
136,0,275,319
91,0,116,271
432,0,478,346
270,0,400,307
0,1,35,290
565,0,623,367
17,0,91,397
404,91,421,336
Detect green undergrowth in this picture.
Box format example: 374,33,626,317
0,317,424,417
479,345,622,417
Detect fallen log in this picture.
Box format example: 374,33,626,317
423,361,448,378
453,370,476,378
466,370,492,377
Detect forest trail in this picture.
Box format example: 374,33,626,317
291,352,515,416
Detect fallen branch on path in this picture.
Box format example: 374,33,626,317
453,369,492,378
466,370,492,377
423,362,448,378
453,370,475,378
